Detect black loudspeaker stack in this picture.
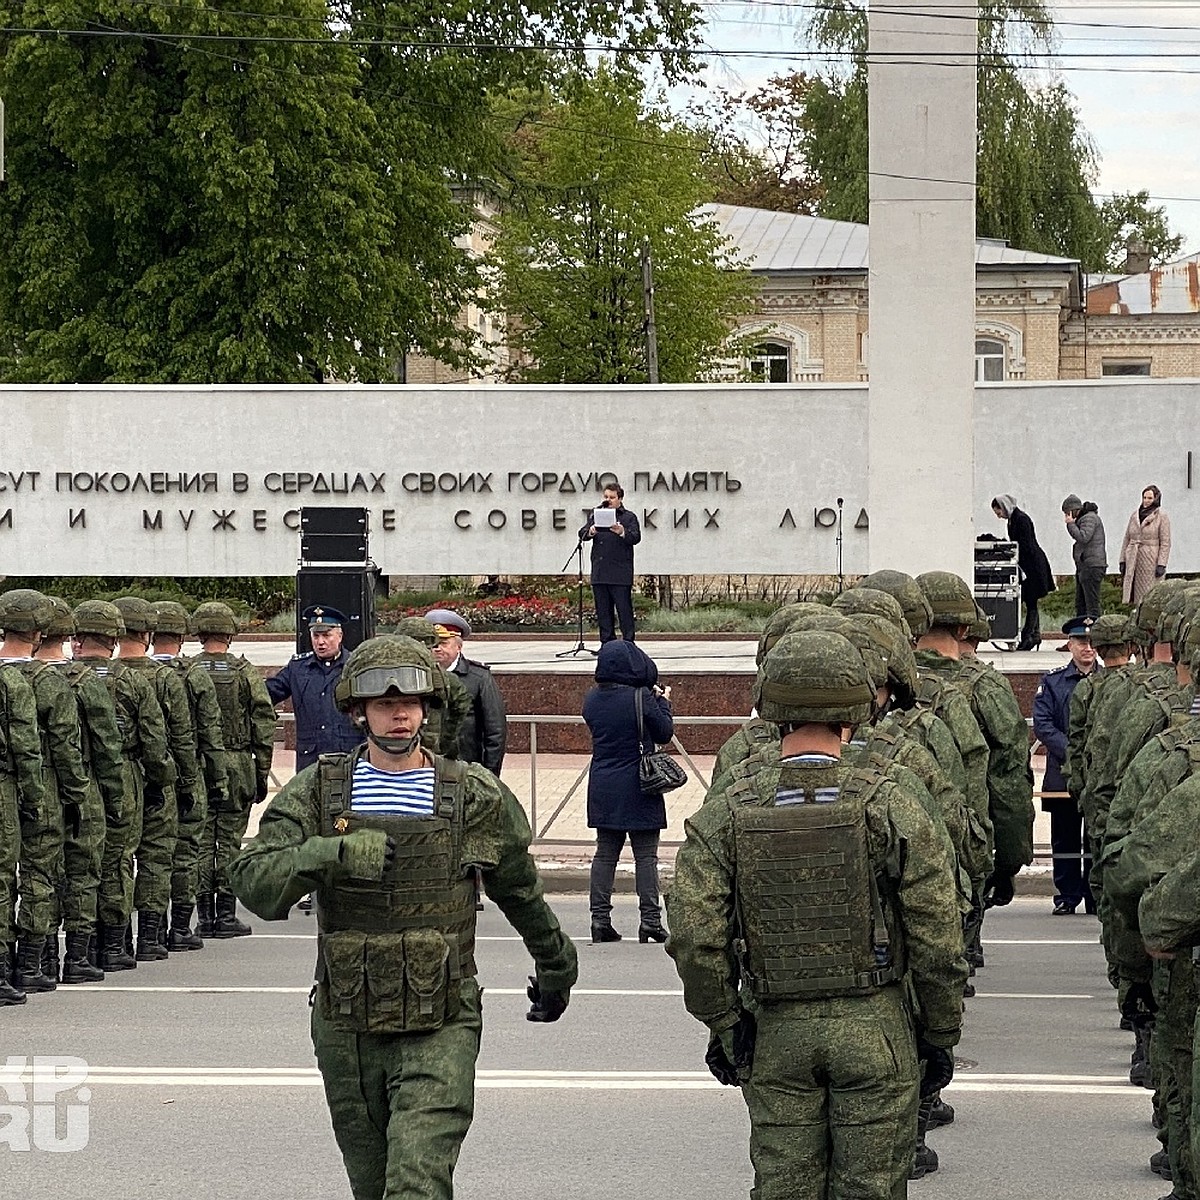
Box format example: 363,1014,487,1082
296,507,378,654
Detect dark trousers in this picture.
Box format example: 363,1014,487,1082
590,828,661,924
592,583,635,642
1048,802,1093,908
1020,597,1041,645
1074,566,1104,620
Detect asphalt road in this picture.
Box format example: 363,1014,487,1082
1,897,1167,1199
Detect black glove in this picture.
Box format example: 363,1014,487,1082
525,976,569,1023
64,803,82,841
706,1011,756,1086
1156,565,1167,578
916,1037,955,1096
255,779,270,804
207,787,227,808
984,871,1015,908
1121,981,1157,1028
143,783,166,811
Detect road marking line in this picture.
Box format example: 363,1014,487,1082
49,986,687,996
983,939,1098,946
967,993,1093,999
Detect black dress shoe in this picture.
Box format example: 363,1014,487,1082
1052,901,1077,915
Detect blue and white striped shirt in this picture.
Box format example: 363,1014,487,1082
350,759,436,817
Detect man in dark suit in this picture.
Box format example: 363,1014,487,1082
578,481,641,643
425,608,506,776
267,606,364,773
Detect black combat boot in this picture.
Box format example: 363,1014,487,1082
196,893,216,939
0,945,27,1006
158,909,170,955
210,892,252,938
926,1095,955,1128
61,931,105,984
136,911,167,961
42,931,61,985
1131,1025,1154,1088
590,920,621,943
99,921,137,972
15,937,56,993
1150,1148,1172,1179
168,903,204,951
910,1097,940,1179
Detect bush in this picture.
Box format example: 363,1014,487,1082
640,606,769,633
1039,576,1131,626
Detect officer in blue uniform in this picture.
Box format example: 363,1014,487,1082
267,607,364,773
1032,616,1100,915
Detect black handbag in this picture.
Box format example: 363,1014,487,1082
635,687,687,795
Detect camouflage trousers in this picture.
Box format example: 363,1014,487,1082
171,782,207,904
311,979,482,1200
742,986,919,1200
134,784,179,915
1161,957,1198,1199
59,778,105,932
198,751,255,894
16,767,65,939
98,761,141,926
0,775,21,943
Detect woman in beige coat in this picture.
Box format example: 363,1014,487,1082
1121,485,1171,604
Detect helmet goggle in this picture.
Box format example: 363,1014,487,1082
346,665,433,700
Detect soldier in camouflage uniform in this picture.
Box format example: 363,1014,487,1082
1064,613,1131,807
667,630,967,1200
229,635,578,1200
392,617,470,758
152,600,229,951
0,644,45,1005
0,590,92,993
192,601,276,939
42,596,122,985
112,597,197,960
71,600,174,972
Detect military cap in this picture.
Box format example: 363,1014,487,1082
1086,614,1130,650
112,595,156,634
42,596,76,639
151,600,191,637
757,630,875,727
424,608,471,639
0,588,53,633
915,571,977,628
303,605,346,630
334,635,439,711
74,599,126,639
1061,615,1094,639
861,570,933,638
192,601,239,637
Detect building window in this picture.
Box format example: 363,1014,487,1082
1101,360,1151,377
975,338,1006,382
749,341,791,383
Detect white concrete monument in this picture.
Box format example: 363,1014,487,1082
867,1,979,579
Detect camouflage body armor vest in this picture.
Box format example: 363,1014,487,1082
13,659,54,763
315,750,477,1035
0,664,21,775
57,662,98,770
195,656,251,751
727,761,904,1002
82,660,139,755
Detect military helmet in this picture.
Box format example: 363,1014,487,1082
0,588,53,634
151,600,191,638
42,596,76,639
1154,586,1200,648
861,570,933,638
757,630,875,727
1087,613,1130,652
112,595,156,635
334,636,439,712
73,599,126,639
392,616,440,648
756,602,832,666
916,571,977,628
842,613,918,706
831,587,912,638
966,609,992,643
1132,579,1189,644
191,601,239,637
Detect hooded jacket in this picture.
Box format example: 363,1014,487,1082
1067,502,1107,570
583,641,674,831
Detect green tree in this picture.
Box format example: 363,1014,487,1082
488,67,758,384
0,0,704,382
1098,191,1184,271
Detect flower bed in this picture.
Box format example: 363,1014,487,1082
380,594,578,631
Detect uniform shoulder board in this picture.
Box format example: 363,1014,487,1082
291,652,314,662
472,658,492,672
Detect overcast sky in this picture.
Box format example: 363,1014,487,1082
692,1,1200,257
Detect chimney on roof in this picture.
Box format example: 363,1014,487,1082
1124,236,1152,275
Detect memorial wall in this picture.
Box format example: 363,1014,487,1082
1,380,1197,576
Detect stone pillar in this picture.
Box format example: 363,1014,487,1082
867,1,978,579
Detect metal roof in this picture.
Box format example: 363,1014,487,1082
696,203,1081,273
1086,252,1200,315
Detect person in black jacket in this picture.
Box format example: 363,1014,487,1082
578,482,641,643
992,494,1056,650
425,608,506,776
583,640,673,944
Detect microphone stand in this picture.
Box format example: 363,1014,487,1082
835,497,845,594
556,534,597,658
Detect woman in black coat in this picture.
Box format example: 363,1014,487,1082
583,640,674,944
992,494,1056,650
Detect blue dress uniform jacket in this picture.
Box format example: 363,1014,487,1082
266,649,364,772
1033,660,1100,801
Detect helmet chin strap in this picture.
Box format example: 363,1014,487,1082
365,728,422,757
